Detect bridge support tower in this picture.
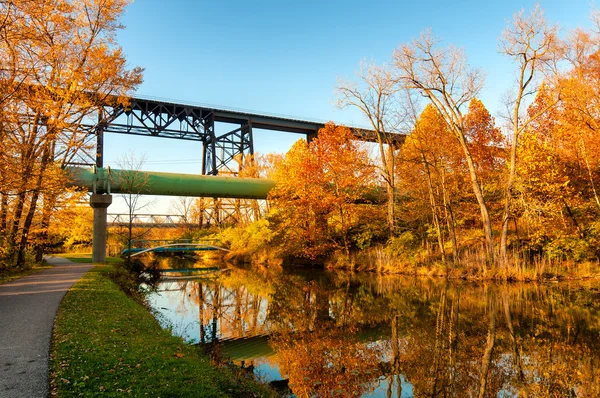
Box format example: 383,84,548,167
90,194,112,263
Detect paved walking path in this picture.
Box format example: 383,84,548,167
0,258,93,398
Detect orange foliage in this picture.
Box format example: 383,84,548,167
269,123,378,260
0,0,142,266
464,98,506,179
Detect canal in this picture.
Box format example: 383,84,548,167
144,259,600,397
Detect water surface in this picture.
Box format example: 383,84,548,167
145,262,600,397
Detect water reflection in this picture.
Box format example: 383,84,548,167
145,264,600,397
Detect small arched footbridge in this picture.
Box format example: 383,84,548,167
122,239,229,257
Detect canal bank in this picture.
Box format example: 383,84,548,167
50,262,275,397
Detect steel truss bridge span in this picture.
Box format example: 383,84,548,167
89,96,405,175
68,166,274,199
108,213,198,228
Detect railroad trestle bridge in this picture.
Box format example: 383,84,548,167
73,95,404,262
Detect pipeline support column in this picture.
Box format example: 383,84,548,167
90,194,112,263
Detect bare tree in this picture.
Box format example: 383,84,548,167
499,5,562,263
115,152,152,261
337,61,405,236
170,196,195,224
393,31,495,268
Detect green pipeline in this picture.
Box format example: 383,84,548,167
66,167,275,199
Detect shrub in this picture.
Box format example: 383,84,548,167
222,219,273,253
385,231,418,258
544,237,591,262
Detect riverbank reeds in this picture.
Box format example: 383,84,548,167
50,263,275,397
326,246,600,282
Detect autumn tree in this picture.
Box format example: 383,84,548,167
337,61,405,237
398,99,503,264
393,31,495,268
515,126,573,251
400,105,461,262
464,99,505,182
269,123,378,260
0,0,142,267
557,19,600,216
499,4,562,263
516,60,600,258
46,193,93,251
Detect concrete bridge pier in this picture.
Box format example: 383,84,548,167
90,194,112,263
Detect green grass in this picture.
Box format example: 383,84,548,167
50,265,275,397
53,253,123,265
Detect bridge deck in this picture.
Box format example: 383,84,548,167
106,95,405,142
121,242,229,257
123,246,220,255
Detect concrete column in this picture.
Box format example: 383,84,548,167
90,194,112,263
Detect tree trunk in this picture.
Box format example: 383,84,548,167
386,143,396,236
0,193,7,246
389,315,402,398
339,204,350,256
422,153,446,262
581,139,600,210
35,193,57,262
7,191,26,264
16,190,40,266
563,199,585,239
441,170,458,263
374,129,396,237
455,130,494,269
500,133,518,266
430,286,448,396
17,148,51,266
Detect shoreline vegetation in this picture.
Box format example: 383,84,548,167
220,227,600,283
206,121,600,284
225,247,600,283
50,260,276,397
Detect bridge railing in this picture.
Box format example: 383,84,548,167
128,238,222,249
123,241,229,257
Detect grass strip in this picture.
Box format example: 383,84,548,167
52,253,123,265
50,264,275,397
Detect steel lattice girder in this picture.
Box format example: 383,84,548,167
204,123,253,175
107,213,200,228
98,98,212,140
85,96,404,175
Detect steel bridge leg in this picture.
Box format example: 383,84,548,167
202,121,254,176
95,110,106,168
90,194,112,263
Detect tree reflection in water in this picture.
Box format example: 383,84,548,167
146,265,600,397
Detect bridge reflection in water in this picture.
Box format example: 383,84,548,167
145,265,600,397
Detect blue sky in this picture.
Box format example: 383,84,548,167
104,0,595,212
